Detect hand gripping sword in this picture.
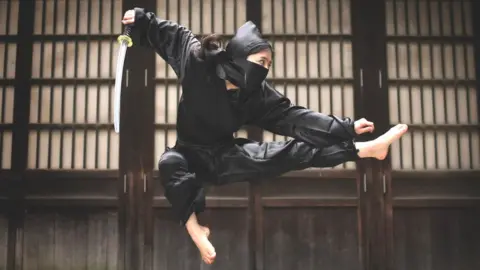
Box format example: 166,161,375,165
114,25,133,133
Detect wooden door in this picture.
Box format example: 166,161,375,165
1,0,127,269
380,0,480,269
146,0,367,269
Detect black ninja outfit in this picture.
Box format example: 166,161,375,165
133,8,360,226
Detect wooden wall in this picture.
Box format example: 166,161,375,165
0,0,479,269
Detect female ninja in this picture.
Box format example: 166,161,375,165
121,8,408,264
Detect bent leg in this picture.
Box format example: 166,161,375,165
158,149,205,225
158,149,216,264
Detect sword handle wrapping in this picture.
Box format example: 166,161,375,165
117,25,133,47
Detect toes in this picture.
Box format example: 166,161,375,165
202,252,216,264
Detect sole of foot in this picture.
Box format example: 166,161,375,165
189,225,216,264
370,124,408,160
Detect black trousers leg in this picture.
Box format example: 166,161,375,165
158,149,206,226
215,138,359,185
310,140,360,168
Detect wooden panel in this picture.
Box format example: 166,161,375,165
385,0,478,170
153,208,249,269
154,0,247,79
392,208,480,270
262,0,351,35
386,173,480,269
0,178,8,201
153,178,249,207
19,209,119,270
260,177,358,206
21,172,119,206
0,213,7,270
0,130,12,170
0,0,19,36
0,0,19,170
27,0,123,170
260,0,355,170
391,175,480,207
264,208,361,270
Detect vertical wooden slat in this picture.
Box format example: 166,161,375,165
474,0,480,124
9,0,35,269
375,0,394,269
120,1,139,270
121,1,155,270
353,0,390,269
350,0,370,268
141,1,157,269
246,1,264,270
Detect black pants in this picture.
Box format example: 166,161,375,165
158,137,359,226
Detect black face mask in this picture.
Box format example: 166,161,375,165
216,57,269,93
212,21,271,95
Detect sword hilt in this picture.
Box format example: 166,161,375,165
117,25,133,47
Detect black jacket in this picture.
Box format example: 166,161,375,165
132,8,356,148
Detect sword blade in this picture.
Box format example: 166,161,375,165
113,41,128,133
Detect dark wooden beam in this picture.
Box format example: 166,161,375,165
245,1,265,270
136,3,157,270
352,0,391,269
8,0,35,269
473,0,480,129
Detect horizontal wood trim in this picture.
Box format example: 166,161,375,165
1,123,115,130
2,169,358,182
5,34,470,44
8,169,478,182
152,196,359,208
0,170,19,181
394,124,479,132
153,196,248,208
393,197,480,208
0,34,352,42
386,35,474,43
1,78,355,86
262,197,358,207
151,169,358,180
388,79,476,87
22,169,121,180
157,78,355,85
23,197,118,207
391,170,480,180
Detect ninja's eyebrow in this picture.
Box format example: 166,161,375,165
259,56,272,64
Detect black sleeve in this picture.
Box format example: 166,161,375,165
132,7,200,80
250,82,357,147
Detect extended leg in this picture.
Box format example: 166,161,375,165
214,124,409,184
158,150,216,264
311,124,409,167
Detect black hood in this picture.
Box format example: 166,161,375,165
225,21,272,59
205,21,272,95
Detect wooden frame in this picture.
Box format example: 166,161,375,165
0,0,479,269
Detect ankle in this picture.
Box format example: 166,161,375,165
186,213,200,231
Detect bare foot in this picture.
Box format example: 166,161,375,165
188,225,216,264
357,124,408,160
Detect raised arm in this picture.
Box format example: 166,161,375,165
124,8,201,79
249,82,357,147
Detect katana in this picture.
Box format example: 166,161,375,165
114,26,133,133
